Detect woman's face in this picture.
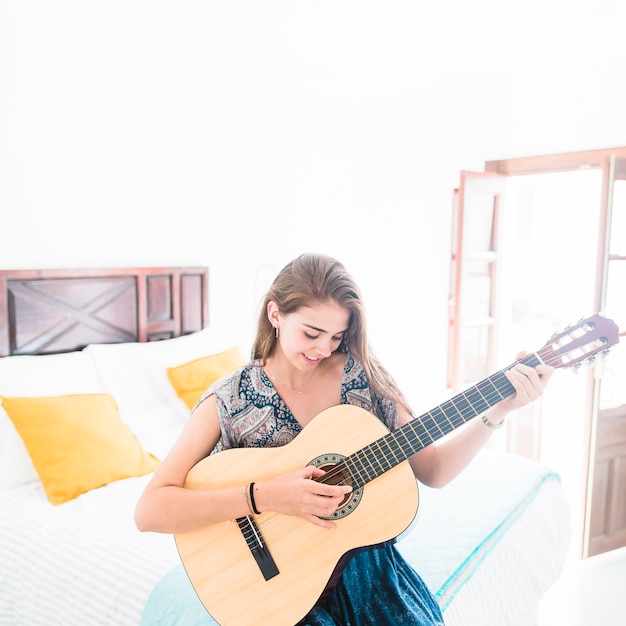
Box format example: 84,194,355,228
272,300,350,370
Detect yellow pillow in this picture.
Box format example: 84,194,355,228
0,394,160,505
167,346,246,410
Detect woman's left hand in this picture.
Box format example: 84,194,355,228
488,352,554,421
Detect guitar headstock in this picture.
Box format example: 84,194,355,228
538,314,620,370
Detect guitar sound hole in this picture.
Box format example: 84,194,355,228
308,453,364,520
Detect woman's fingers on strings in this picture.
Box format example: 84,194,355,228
506,362,549,402
300,466,352,497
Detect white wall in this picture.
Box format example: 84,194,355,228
2,1,626,412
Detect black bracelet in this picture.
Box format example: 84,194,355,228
243,484,254,515
249,482,261,515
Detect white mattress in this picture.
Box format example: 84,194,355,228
0,452,570,626
441,483,569,626
0,476,180,626
396,452,571,626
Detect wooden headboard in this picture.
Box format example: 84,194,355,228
0,267,208,357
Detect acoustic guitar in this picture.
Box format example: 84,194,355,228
175,314,619,625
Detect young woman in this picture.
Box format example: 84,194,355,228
135,253,553,625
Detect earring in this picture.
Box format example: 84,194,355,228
275,327,279,339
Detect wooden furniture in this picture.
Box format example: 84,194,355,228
0,267,208,357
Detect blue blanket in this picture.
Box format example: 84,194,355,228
142,565,217,626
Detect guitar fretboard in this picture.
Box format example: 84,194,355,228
342,353,542,488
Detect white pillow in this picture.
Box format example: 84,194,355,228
86,328,246,423
124,406,186,459
0,405,39,489
0,351,102,489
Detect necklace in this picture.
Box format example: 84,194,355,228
265,366,316,395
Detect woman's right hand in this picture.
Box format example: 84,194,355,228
252,466,353,530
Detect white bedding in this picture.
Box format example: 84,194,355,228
397,453,570,626
0,475,179,625
0,331,571,626
0,450,569,626
441,483,569,626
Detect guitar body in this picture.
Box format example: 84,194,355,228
175,405,419,626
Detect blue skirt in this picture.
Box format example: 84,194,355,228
297,543,445,626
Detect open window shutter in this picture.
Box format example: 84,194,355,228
447,170,506,392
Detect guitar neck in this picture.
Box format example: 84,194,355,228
343,353,542,488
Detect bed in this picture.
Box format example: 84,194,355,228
0,267,571,626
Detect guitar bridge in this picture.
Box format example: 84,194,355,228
236,516,279,581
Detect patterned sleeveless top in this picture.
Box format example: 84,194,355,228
198,353,398,454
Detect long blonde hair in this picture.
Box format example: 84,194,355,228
252,253,412,413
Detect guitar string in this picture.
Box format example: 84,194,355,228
251,332,608,532
244,328,612,541
250,339,608,538
308,341,602,490
310,319,611,489
256,366,527,525
315,352,539,488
